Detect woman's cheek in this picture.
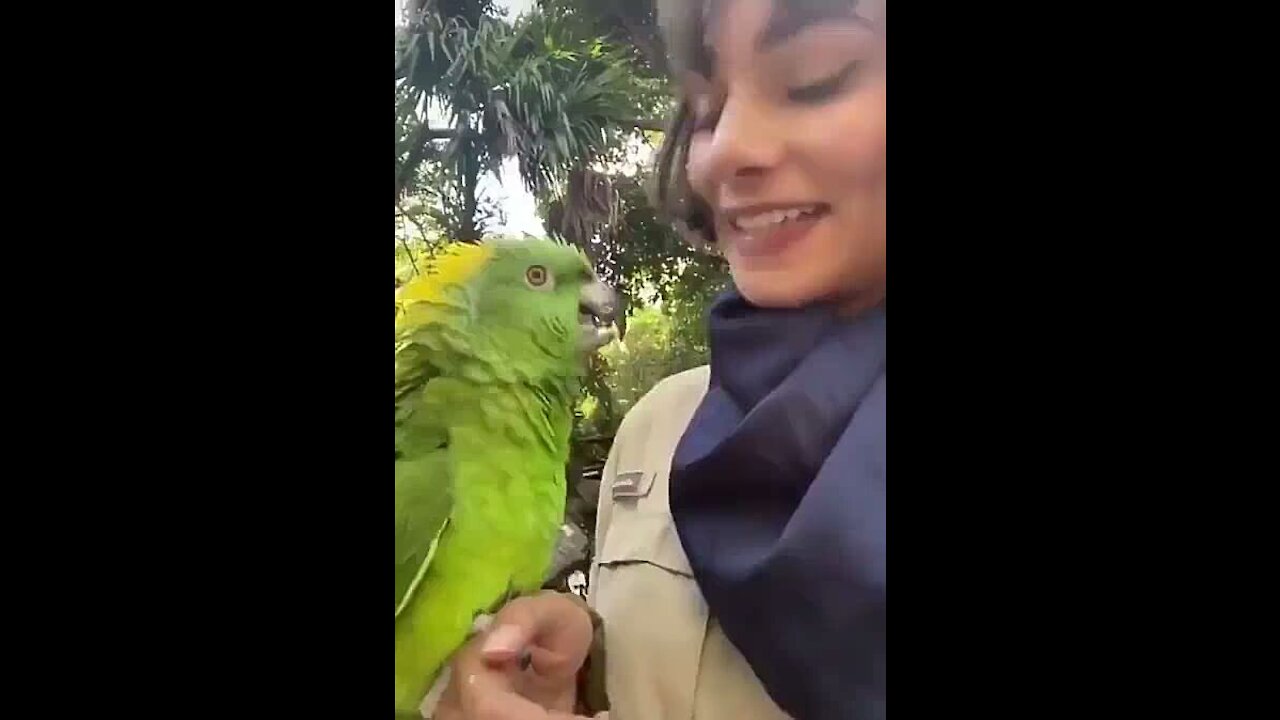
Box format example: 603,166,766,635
794,99,885,185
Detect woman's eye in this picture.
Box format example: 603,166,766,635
788,61,861,104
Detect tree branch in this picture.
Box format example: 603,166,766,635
396,202,435,245
424,127,474,140
398,235,419,275
615,9,670,78
395,110,438,201
396,201,436,275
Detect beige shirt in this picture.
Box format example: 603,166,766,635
587,366,792,720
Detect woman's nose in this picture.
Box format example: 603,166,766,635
696,93,785,191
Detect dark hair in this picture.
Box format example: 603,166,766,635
651,0,720,248
651,0,872,248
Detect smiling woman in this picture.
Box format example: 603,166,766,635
657,0,885,311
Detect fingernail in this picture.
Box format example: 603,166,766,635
481,624,523,655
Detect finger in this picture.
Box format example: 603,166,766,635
458,613,583,713
453,662,595,720
480,622,532,663
452,636,532,718
522,645,584,678
482,629,588,680
481,593,594,666
431,676,464,720
457,666,551,720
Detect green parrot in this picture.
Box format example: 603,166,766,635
394,238,618,717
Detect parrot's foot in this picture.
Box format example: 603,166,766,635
418,665,451,719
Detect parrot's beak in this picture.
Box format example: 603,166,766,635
579,280,621,351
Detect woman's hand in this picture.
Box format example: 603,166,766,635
434,591,599,720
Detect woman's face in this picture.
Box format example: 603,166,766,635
685,0,886,309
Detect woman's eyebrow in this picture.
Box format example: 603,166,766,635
756,7,872,52
696,2,873,74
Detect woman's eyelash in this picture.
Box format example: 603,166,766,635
688,61,863,130
788,61,861,103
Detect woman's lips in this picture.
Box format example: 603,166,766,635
721,203,831,259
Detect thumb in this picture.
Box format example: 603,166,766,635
478,595,547,662
480,622,531,662
479,592,593,668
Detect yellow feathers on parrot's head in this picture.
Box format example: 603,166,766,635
395,238,620,381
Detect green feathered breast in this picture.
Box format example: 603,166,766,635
393,239,615,716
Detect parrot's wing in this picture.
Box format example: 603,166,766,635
394,447,451,617
394,336,454,618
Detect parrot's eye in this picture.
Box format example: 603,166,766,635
525,265,552,289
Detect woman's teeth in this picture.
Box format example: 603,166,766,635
731,205,823,231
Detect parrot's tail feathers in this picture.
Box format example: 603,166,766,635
418,665,452,720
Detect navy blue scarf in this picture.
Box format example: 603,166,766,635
670,288,886,720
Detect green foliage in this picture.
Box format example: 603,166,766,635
536,0,670,79
501,8,664,192
597,306,684,417
396,0,659,242
578,264,728,433
395,195,447,285
395,236,432,286
663,256,729,369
